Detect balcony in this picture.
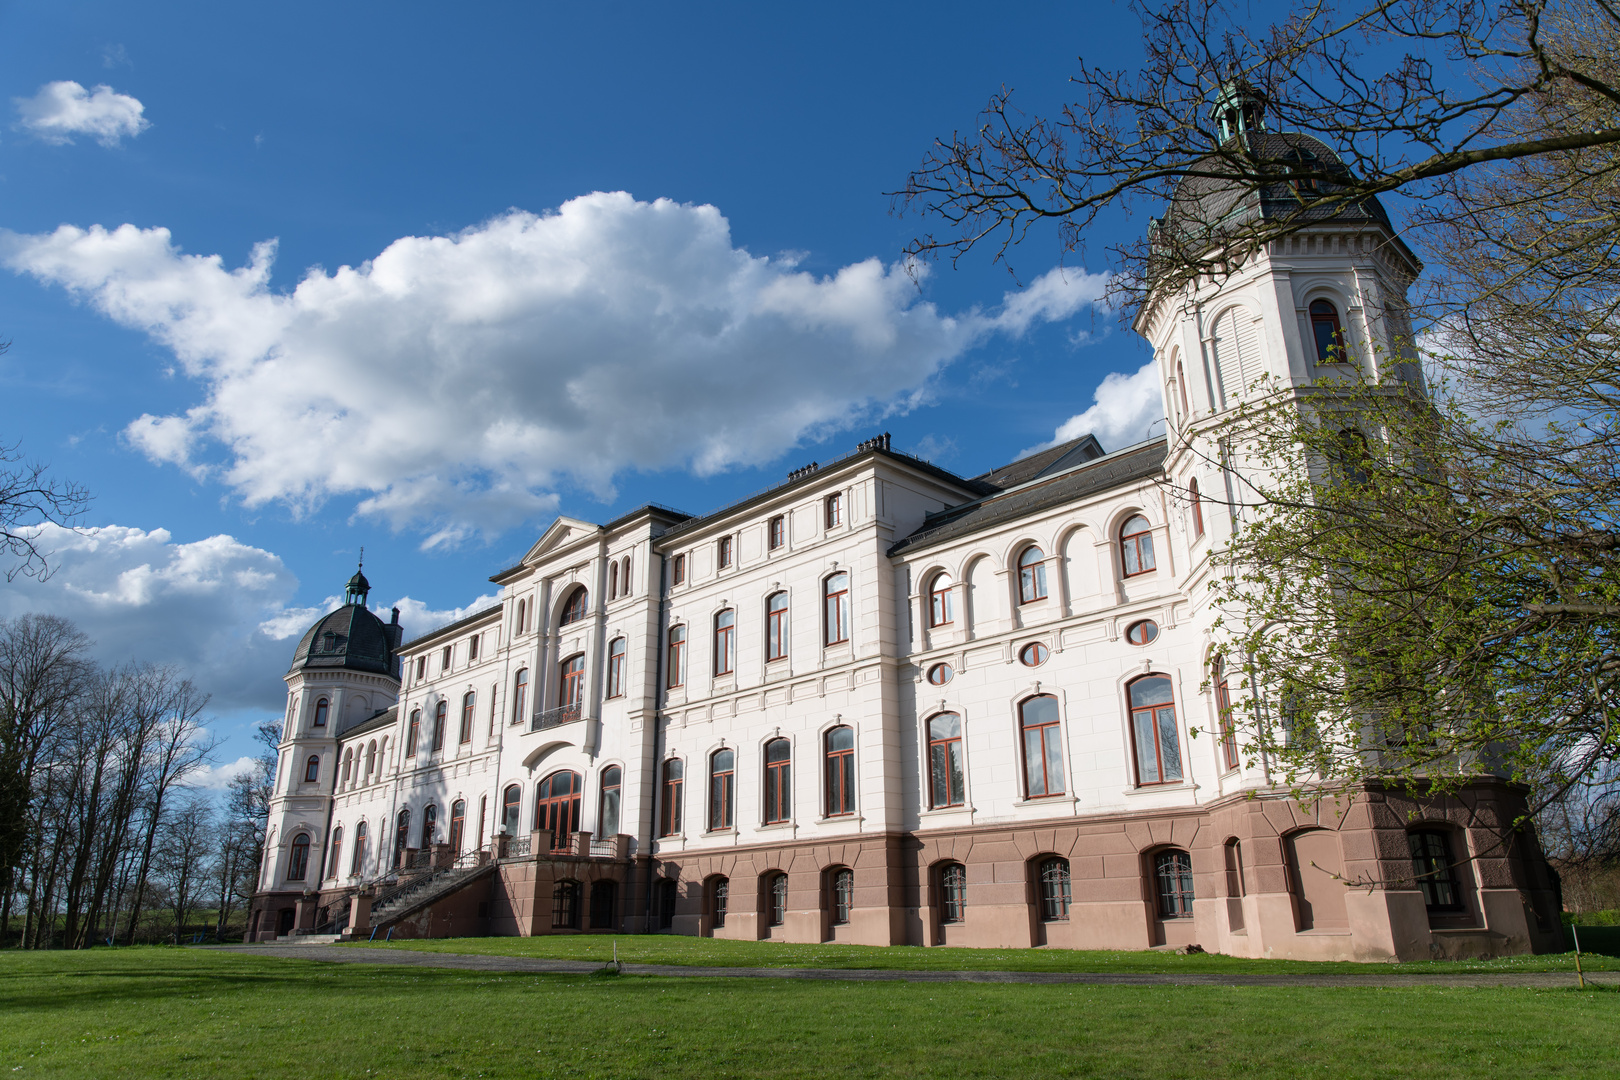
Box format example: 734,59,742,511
530,703,582,733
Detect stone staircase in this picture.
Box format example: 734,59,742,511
365,861,495,931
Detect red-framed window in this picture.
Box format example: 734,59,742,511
825,493,842,529
769,515,785,550
535,770,582,850
672,553,685,586
448,800,466,853
1129,674,1183,785
717,535,732,569
1121,515,1156,576
468,633,479,661
621,555,631,594
929,573,955,626
709,749,735,831
1018,546,1047,603
825,725,855,816
515,599,526,635
939,863,966,923
560,586,589,626
714,609,735,676
350,821,368,877
763,738,792,824
421,803,438,848
287,833,309,881
442,645,452,672
1155,850,1195,917
406,709,421,756
608,561,618,600
598,765,622,838
313,698,328,727
606,637,626,698
667,625,686,687
1214,657,1239,772
824,572,850,645
1019,695,1065,797
766,592,789,661
927,713,965,809
1310,299,1347,364
414,656,427,682
511,669,529,725
303,755,320,783
1038,857,1071,921
559,653,585,707
431,700,447,751
501,784,522,835
659,758,684,837
459,692,475,744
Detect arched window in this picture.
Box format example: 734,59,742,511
927,713,965,809
1038,857,1072,921
365,740,377,781
1019,696,1065,798
313,698,329,727
824,725,855,816
1177,359,1191,419
660,758,684,837
1155,850,1195,917
421,804,438,849
512,669,529,725
552,880,581,929
589,880,617,929
714,609,736,676
350,821,368,877
667,626,686,688
516,599,527,635
1121,515,1156,576
717,535,733,569
672,553,686,586
769,515,785,549
608,560,618,600
341,748,353,786
477,795,487,850
449,800,466,853
431,700,447,751
459,692,475,744
560,586,589,626
1214,656,1239,771
501,784,522,836
535,771,582,851
621,555,631,594
939,863,967,924
709,749,735,831
304,755,320,783
824,572,850,645
929,573,955,626
406,709,421,756
326,827,343,879
763,738,792,824
414,656,426,683
558,653,585,708
826,493,843,529
1018,546,1048,603
441,645,452,672
488,682,499,736
766,592,789,661
287,833,310,881
605,637,627,698
658,879,678,929
767,872,788,926
1129,675,1183,785
830,868,854,925
1408,830,1464,911
377,737,387,775
599,765,622,838
467,633,479,662
1189,477,1205,538
1225,840,1247,931
1309,299,1347,364
710,877,730,928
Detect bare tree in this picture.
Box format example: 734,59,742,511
153,797,214,944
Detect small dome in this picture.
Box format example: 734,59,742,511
288,569,400,677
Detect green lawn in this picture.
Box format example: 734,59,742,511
0,949,1616,1079
338,930,1620,974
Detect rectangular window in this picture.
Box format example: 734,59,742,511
717,535,732,569
709,751,734,831
1409,831,1464,911
415,656,426,682
714,610,735,676
606,638,626,698
825,492,842,529
659,759,684,837
824,572,850,646
459,695,474,744
672,553,685,585
667,626,686,688
766,593,789,662
468,634,479,662
769,515,785,549
927,714,965,809
442,645,452,672
1019,696,1065,798
1129,676,1183,785
825,727,855,816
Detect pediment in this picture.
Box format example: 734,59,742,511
520,516,601,566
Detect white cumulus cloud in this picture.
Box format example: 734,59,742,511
14,80,149,147
2,193,1104,547
186,755,262,791
1031,359,1165,456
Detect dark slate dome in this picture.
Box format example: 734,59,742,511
288,566,402,678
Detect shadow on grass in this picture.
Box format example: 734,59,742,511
1570,925,1620,956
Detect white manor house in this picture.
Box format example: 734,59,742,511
250,121,1564,962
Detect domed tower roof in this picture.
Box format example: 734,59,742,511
288,564,402,678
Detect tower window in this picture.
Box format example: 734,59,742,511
1310,299,1347,364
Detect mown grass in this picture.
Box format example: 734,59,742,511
338,930,1620,974
1,948,1617,1079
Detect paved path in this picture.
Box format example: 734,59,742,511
204,944,1617,989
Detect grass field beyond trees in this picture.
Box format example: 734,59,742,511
2,949,1618,1080
338,929,1620,973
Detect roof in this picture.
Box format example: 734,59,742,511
888,437,1168,557
337,704,397,741
287,603,401,678
972,435,1105,490
399,604,504,653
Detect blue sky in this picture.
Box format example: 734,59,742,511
0,1,1165,779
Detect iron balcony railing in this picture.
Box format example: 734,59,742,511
530,702,582,732
504,835,533,858
589,839,617,857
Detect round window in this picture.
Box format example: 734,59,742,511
926,662,954,686
1019,642,1049,667
1126,620,1159,646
